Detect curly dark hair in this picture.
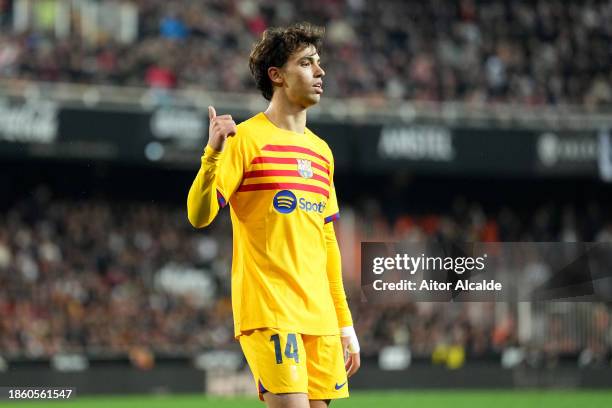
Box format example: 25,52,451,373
249,22,325,101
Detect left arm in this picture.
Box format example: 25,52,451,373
325,221,353,327
325,221,361,377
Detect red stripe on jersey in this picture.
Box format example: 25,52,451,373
251,157,330,175
243,170,330,185
237,183,329,198
262,145,330,164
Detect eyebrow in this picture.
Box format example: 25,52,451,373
299,55,321,63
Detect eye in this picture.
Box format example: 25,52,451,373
301,61,311,67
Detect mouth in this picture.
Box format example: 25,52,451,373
313,83,323,94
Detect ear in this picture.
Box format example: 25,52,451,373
267,66,284,87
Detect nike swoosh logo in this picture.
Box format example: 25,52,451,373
334,382,347,390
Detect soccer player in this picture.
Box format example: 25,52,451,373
187,22,360,408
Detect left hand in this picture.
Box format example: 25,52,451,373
341,328,361,377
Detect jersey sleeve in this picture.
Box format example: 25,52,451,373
215,134,246,205
187,132,245,228
321,147,352,327
325,217,353,327
323,155,340,224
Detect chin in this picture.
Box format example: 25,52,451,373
290,93,320,109
304,95,321,107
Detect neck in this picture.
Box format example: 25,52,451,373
264,95,308,134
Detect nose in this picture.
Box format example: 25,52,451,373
314,63,325,78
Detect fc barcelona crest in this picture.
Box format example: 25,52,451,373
297,159,313,179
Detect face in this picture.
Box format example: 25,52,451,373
269,45,325,108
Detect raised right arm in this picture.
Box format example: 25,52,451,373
187,146,224,228
187,106,237,228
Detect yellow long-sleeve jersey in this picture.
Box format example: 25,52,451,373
187,112,353,337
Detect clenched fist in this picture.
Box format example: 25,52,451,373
207,106,237,152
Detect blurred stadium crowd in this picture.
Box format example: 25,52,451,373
1,188,611,366
0,0,611,107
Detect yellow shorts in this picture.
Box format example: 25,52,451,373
239,328,349,401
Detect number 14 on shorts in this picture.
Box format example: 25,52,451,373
270,333,299,364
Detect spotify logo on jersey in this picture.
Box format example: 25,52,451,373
273,190,297,214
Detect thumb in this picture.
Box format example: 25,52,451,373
208,106,216,121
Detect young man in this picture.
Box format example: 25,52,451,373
187,23,360,407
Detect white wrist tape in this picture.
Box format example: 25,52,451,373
340,326,360,353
